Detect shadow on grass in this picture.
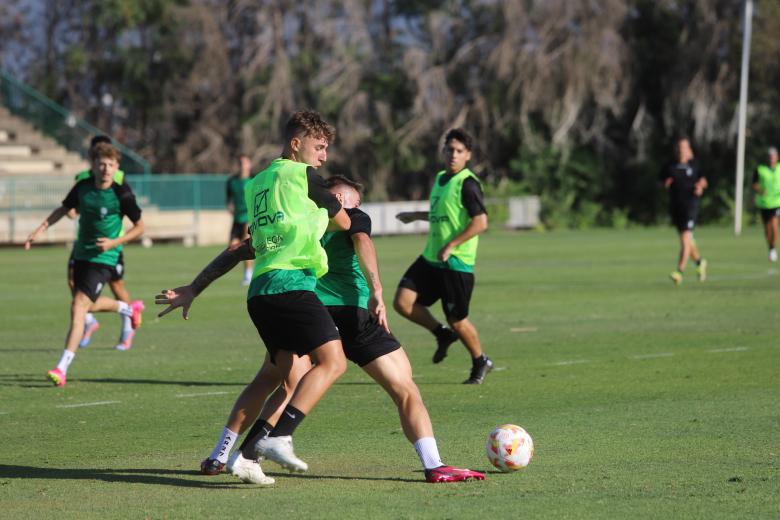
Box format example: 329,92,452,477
0,465,422,486
0,374,244,388
0,465,246,489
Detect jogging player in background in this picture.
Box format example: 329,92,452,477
227,153,254,285
159,175,486,484
25,143,145,387
752,146,780,263
155,110,350,484
70,135,143,351
661,137,708,285
394,128,493,385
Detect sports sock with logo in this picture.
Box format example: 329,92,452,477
414,437,443,470
269,405,305,437
56,350,76,374
209,427,239,464
239,419,272,454
116,301,132,317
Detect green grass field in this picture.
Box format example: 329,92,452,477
0,227,778,519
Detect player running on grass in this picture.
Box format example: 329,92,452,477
69,135,143,351
25,143,145,387
752,146,780,263
226,153,255,285
156,110,351,481
394,128,493,385
661,137,708,285
156,175,486,484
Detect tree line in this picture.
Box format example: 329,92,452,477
2,0,779,226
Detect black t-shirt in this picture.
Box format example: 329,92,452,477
436,175,488,217
345,207,371,236
660,160,702,206
307,167,342,217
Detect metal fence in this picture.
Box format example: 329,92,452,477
0,69,151,175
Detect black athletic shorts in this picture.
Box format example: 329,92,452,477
72,260,113,302
327,306,400,367
69,251,123,282
760,207,780,224
670,203,699,232
230,221,249,241
247,291,341,363
398,256,475,321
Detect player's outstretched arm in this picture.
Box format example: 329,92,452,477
694,176,708,197
352,232,389,332
156,239,256,319
437,213,488,262
396,211,429,224
24,205,70,250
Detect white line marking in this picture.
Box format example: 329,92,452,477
493,367,507,372
0,412,8,415
510,327,538,333
551,360,589,366
175,391,230,398
631,353,675,360
707,347,749,353
57,400,120,409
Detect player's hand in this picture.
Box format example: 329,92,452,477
396,212,415,224
155,286,195,320
369,294,390,332
24,233,37,250
437,243,454,262
95,237,116,252
694,185,704,197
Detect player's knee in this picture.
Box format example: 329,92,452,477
392,296,408,316
447,316,469,331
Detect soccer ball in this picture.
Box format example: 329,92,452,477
486,424,534,471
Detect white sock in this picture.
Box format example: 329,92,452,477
209,427,239,464
414,437,443,470
244,267,252,279
116,301,132,317
85,313,97,326
56,350,76,374
120,313,132,333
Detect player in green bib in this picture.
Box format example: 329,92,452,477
752,147,780,262
68,135,141,351
156,175,485,484
394,128,493,384
226,153,254,284
25,143,146,387
155,110,350,484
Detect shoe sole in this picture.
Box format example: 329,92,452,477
47,372,65,387
258,454,308,473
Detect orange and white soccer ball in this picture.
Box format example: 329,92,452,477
486,424,534,471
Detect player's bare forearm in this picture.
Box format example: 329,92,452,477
25,206,69,249
450,214,488,248
353,233,383,296
191,239,255,295
119,219,145,245
352,232,389,330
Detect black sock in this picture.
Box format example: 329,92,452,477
695,259,701,266
269,405,306,437
239,419,272,453
472,354,486,366
433,324,448,338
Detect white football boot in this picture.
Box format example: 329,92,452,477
227,451,275,485
253,435,309,472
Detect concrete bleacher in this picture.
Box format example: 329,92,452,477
0,106,88,176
